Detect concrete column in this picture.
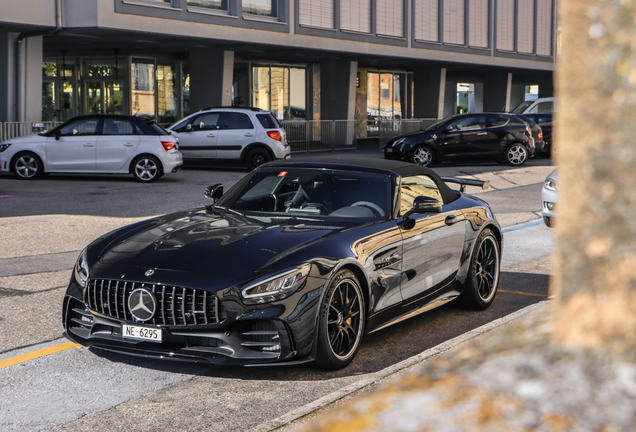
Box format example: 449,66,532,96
554,0,636,352
189,49,234,112
483,72,511,112
413,66,447,119
320,59,357,120
509,82,526,111
0,31,43,122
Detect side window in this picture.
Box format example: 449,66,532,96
256,113,279,129
400,175,443,215
218,112,254,130
487,115,509,128
58,118,99,136
102,119,135,136
448,116,486,131
537,115,553,126
192,113,220,131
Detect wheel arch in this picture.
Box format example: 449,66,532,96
240,143,275,162
10,150,46,174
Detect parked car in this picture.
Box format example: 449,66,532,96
62,158,502,369
384,113,535,167
515,114,545,155
511,97,557,115
542,169,558,227
167,107,291,170
519,113,553,157
0,115,182,182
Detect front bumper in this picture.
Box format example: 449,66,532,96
62,274,325,366
541,186,558,227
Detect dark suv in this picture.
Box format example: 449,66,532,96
384,113,535,166
517,113,553,157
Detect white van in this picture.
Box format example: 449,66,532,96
511,97,557,114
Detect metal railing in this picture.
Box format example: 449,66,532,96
281,120,357,153
0,121,63,142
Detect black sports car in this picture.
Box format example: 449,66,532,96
63,158,502,369
384,113,535,167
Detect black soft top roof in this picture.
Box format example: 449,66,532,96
263,157,460,204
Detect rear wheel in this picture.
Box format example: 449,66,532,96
245,148,271,171
12,152,43,180
411,145,434,167
132,155,162,182
505,143,528,166
459,229,500,310
314,269,365,370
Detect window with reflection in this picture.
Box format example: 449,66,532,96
187,0,228,10
251,65,306,120
400,176,443,214
243,0,277,17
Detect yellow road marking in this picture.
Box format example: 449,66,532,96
499,289,548,298
0,341,81,370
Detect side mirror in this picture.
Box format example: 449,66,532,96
186,123,192,132
443,126,453,133
55,130,62,140
402,196,443,228
204,183,224,201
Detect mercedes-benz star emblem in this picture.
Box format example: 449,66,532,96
128,288,157,322
145,269,155,277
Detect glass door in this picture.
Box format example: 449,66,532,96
83,80,126,115
42,81,75,121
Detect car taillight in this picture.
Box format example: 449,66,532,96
162,141,176,151
267,131,282,142
538,129,543,141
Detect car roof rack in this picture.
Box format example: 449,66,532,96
199,106,266,112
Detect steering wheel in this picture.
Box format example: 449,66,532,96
351,201,384,217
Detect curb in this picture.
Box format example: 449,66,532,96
247,299,550,432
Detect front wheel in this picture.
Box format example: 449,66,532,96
132,155,163,182
505,143,528,166
411,145,434,167
314,269,366,370
13,152,44,180
459,229,501,310
245,148,271,171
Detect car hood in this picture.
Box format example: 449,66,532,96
90,209,348,290
2,134,46,145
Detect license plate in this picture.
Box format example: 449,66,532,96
122,324,162,343
385,148,392,153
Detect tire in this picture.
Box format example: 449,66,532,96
314,269,366,370
410,145,434,167
459,229,501,310
12,152,44,180
245,148,272,171
505,143,528,166
132,155,163,183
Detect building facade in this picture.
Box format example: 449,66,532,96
0,0,556,134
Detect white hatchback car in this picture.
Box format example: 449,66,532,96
542,169,558,227
0,115,182,182
168,107,291,170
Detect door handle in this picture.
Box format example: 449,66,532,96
445,215,457,226
124,143,134,147
245,133,254,137
207,134,216,138
477,132,487,136
83,143,94,147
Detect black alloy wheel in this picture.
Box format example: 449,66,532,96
245,148,271,171
315,269,365,370
505,143,528,166
459,229,500,310
13,152,44,180
411,145,434,167
132,155,162,182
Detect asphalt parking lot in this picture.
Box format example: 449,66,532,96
0,153,555,431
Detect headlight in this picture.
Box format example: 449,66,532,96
0,143,11,152
393,137,406,146
74,248,89,287
544,179,558,192
241,264,311,305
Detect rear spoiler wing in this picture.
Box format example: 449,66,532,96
441,177,490,192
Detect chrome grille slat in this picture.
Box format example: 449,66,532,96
85,279,220,326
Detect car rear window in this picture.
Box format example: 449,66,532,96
256,113,279,129
135,120,170,136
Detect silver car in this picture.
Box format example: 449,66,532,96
542,169,558,227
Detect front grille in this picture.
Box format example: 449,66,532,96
85,279,221,326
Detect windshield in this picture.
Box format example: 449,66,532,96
511,101,534,114
217,167,393,221
423,117,451,132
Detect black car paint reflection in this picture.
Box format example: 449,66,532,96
62,158,502,368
